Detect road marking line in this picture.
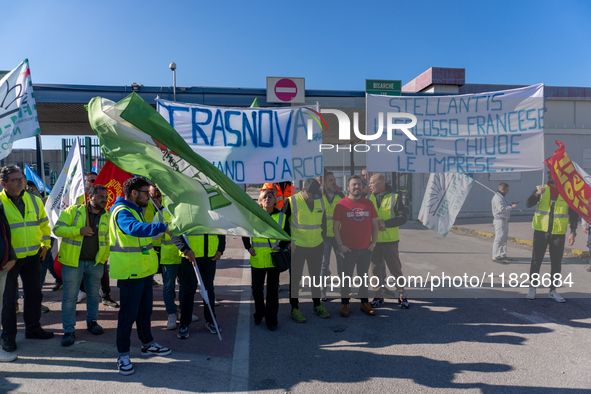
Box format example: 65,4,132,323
229,251,252,392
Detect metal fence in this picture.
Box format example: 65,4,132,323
61,137,106,173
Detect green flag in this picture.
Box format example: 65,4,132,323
88,93,289,240
250,97,260,108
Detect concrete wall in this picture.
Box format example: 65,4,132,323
0,149,63,186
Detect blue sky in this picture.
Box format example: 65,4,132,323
3,0,590,149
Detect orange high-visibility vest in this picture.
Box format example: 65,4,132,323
261,183,296,209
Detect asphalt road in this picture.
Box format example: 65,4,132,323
1,221,590,393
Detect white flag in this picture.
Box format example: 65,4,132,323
44,138,85,231
419,173,473,237
0,59,41,160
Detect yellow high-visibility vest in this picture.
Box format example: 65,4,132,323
323,194,343,238
181,234,219,259
249,211,286,269
289,193,324,247
54,205,110,267
157,209,181,265
532,186,569,235
369,193,399,242
0,191,51,258
109,204,157,279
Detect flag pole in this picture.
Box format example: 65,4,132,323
35,134,48,198
471,179,496,194
182,235,222,341
149,196,165,223
78,138,90,227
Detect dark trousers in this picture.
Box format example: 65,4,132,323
116,275,154,356
341,248,373,304
251,266,279,326
290,243,323,309
100,263,111,298
41,238,60,286
2,252,43,339
370,242,404,294
530,230,565,291
179,256,216,326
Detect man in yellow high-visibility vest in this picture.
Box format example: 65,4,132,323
0,165,53,354
320,172,345,301
110,177,172,376
525,171,579,302
54,184,110,347
367,174,410,309
286,178,329,322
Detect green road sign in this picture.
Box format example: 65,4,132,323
365,79,401,96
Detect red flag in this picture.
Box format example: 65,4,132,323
544,141,591,223
94,160,132,210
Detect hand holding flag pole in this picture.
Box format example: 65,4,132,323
182,234,222,341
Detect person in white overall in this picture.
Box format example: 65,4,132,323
491,182,518,262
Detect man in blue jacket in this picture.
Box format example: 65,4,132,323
110,177,171,375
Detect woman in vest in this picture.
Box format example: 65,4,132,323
242,189,290,331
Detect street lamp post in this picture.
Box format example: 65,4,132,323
169,62,177,101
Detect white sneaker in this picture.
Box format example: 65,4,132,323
167,314,177,330
117,355,134,375
191,314,199,322
0,349,17,362
76,291,86,303
548,289,566,303
526,287,536,300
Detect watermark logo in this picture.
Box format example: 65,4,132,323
305,108,418,152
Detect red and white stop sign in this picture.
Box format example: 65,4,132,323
274,78,298,102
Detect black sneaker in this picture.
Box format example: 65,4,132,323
141,342,171,357
399,295,410,309
370,297,384,308
2,338,16,352
25,329,54,340
206,322,222,334
61,332,75,347
87,320,104,335
177,325,189,339
102,297,119,308
52,282,63,291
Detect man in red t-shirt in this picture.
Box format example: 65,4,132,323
333,175,378,317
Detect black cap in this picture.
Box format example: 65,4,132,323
303,178,322,200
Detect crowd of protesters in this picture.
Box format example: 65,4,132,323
0,164,577,375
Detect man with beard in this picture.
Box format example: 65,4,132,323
54,185,110,346
333,176,378,317
109,177,171,375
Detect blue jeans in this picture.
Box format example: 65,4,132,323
116,276,154,356
61,261,103,333
321,237,343,282
162,264,180,315
341,248,373,304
